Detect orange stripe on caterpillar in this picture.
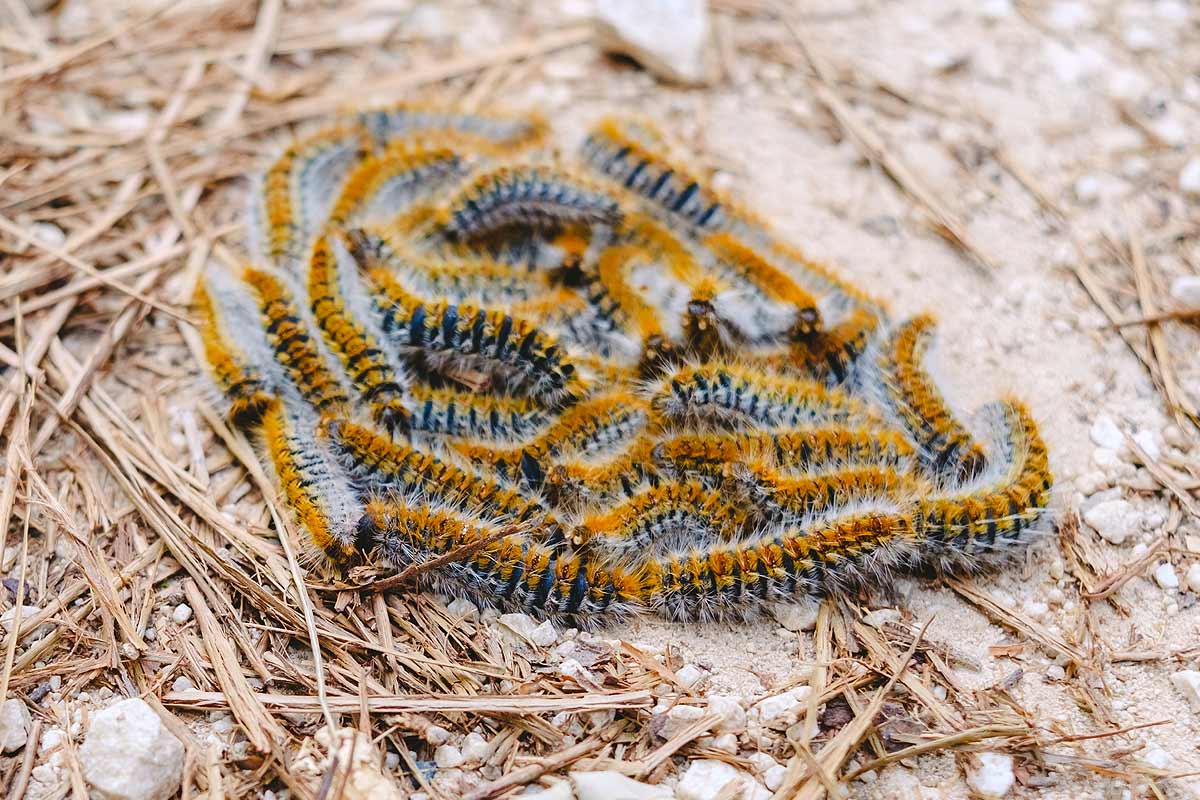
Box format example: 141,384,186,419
408,383,554,441
357,104,549,154
783,307,880,386
193,280,274,429
242,267,350,414
878,315,987,483
307,236,410,432
328,138,464,228
703,233,822,338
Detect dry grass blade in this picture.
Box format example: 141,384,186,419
162,690,652,715
948,578,1085,664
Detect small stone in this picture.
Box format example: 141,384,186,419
707,694,746,734
1074,175,1103,204
1046,664,1066,681
591,0,709,85
497,613,539,642
30,222,66,248
1132,430,1162,461
530,621,558,648
1048,1,1093,30
1083,500,1134,545
79,698,185,800
1170,276,1200,307
677,760,767,800
966,752,1015,798
460,732,493,766
1163,424,1189,450
1122,26,1157,51
0,606,51,640
0,699,31,753
1023,600,1049,618
171,604,192,625
425,725,451,746
316,728,408,800
1185,564,1200,594
446,597,479,621
676,664,705,688
657,704,711,739
1144,745,1170,769
1090,415,1124,449
749,686,810,731
570,770,674,800
170,677,193,693
979,0,1013,20
1170,670,1200,712
709,733,738,753
768,600,818,632
434,744,464,769
862,608,900,628
524,781,575,800
763,764,787,791
1154,563,1179,591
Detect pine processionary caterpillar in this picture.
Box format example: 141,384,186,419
703,232,822,339
357,104,549,154
328,139,466,228
408,383,554,441
193,277,277,429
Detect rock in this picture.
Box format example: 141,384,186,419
171,604,192,625
316,728,407,800
570,770,673,800
460,732,493,766
591,0,709,85
0,699,31,753
498,613,539,642
1170,670,1200,712
79,698,184,800
434,744,464,769
0,606,52,640
1170,276,1200,307
677,760,767,800
1083,499,1135,545
1090,415,1124,449
447,597,479,621
524,780,575,800
1144,745,1170,769
530,620,558,648
1154,563,1179,591
1132,430,1162,461
707,694,746,734
30,222,66,248
862,608,900,628
709,733,738,753
763,764,787,791
170,677,193,693
1048,1,1093,30
967,752,1014,798
749,686,811,731
1046,664,1066,681
676,664,705,688
769,600,818,632
1185,563,1200,594
426,725,451,746
1122,26,1157,51
657,704,711,739
979,0,1013,20
1073,174,1103,204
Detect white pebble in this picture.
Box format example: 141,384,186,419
1170,276,1200,307
1073,174,1103,204
434,744,464,769
979,0,1013,20
79,698,184,800
707,695,746,734
571,771,673,799
675,663,705,688
1185,563,1200,594
0,699,31,753
1083,499,1134,545
763,764,787,791
1122,25,1157,51
1144,745,1171,769
530,621,558,648
460,732,493,766
497,613,539,642
1048,1,1093,30
768,600,818,632
30,222,66,248
1170,670,1200,712
677,759,767,800
170,677,193,693
862,608,900,629
1046,664,1066,681
1090,415,1124,449
966,752,1015,798
657,704,711,740
425,725,451,746
171,604,192,625
749,686,810,732
446,597,479,621
1154,563,1179,591
591,0,709,84
709,733,738,753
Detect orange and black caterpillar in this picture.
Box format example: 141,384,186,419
195,107,1054,622
876,315,988,484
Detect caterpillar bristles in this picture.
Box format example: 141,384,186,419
198,108,1054,626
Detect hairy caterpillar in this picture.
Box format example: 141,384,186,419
875,316,988,484
408,383,554,441
357,104,549,154
328,138,466,228
193,274,278,430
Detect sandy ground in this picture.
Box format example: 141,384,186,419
4,0,1200,798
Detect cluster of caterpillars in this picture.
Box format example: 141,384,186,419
196,105,1053,626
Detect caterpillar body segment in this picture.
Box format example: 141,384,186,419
262,399,363,563
251,126,368,269
307,236,411,432
242,266,350,414
911,400,1053,572
876,316,988,484
703,233,822,340
329,138,466,228
408,384,554,441
193,274,279,430
786,306,880,387
541,439,656,514
357,104,549,154
727,464,921,529
434,165,623,242
647,362,873,431
361,499,646,625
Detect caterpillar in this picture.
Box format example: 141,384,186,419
242,266,350,414
193,273,279,430
249,126,367,269
647,362,873,431
725,463,920,528
433,165,623,242
327,138,466,228
784,306,880,387
357,104,549,154
360,499,647,625
875,315,988,484
702,232,822,340
307,235,411,433
408,383,554,441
